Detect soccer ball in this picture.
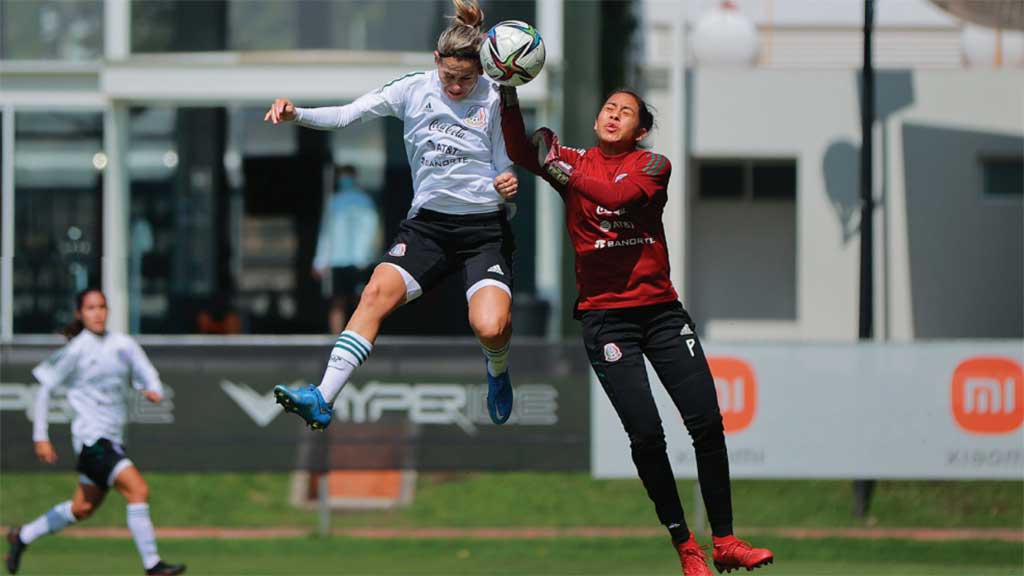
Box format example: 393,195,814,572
480,20,546,87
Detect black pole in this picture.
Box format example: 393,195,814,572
853,0,877,520
859,0,875,337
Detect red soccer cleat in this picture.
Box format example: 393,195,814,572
712,535,774,573
674,532,713,576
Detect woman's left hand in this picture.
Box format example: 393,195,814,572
494,172,518,200
143,391,163,404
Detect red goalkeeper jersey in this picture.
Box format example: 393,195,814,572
502,104,678,311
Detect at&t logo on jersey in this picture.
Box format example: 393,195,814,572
599,220,635,232
388,243,407,257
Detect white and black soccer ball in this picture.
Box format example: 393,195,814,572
479,20,546,87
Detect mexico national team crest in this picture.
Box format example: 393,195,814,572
464,105,487,128
603,343,622,363
388,243,407,257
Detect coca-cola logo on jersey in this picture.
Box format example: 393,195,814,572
427,119,467,139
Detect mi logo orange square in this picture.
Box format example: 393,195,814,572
708,357,756,435
951,357,1023,435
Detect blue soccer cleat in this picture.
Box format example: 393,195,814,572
485,360,514,425
274,384,333,431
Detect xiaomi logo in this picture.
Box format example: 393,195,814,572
951,357,1023,435
708,357,757,434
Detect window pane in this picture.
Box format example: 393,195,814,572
14,112,104,334
127,104,384,335
131,1,229,53
698,162,744,199
126,101,543,335
1,0,103,61
752,161,797,200
690,159,797,323
129,106,235,334
982,157,1023,197
132,0,534,53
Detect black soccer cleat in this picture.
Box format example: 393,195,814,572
5,527,26,575
145,561,186,575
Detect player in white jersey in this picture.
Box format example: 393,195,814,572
5,289,185,576
267,0,518,430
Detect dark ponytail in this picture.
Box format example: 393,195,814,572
63,288,104,341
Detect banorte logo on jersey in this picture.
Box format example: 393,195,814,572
708,357,756,435
951,356,1023,434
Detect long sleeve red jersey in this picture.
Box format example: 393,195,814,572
502,102,678,311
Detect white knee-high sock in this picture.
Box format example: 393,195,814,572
482,341,511,377
127,503,161,570
319,330,373,403
19,500,75,544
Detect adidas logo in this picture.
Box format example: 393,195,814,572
423,101,433,113
487,264,504,276
680,324,693,336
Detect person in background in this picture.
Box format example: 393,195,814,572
5,289,186,576
312,164,382,335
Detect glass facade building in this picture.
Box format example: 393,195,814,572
1,0,550,337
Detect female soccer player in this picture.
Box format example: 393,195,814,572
265,0,517,429
498,87,774,575
5,289,185,576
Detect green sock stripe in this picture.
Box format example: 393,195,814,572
482,343,510,356
339,333,371,357
333,341,366,364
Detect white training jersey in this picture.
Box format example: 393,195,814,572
31,331,163,453
294,70,513,218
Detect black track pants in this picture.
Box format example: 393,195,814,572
579,301,733,538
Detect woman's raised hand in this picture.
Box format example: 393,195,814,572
264,98,297,124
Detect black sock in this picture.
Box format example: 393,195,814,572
667,521,691,545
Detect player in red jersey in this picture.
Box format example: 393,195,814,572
498,86,773,576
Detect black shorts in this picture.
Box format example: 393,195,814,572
381,209,515,300
76,438,133,489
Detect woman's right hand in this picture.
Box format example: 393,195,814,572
264,98,296,124
34,441,57,464
532,128,573,186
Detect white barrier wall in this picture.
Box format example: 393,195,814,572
592,341,1024,479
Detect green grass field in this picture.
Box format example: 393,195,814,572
6,536,1023,575
3,473,1022,529
2,473,1022,575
